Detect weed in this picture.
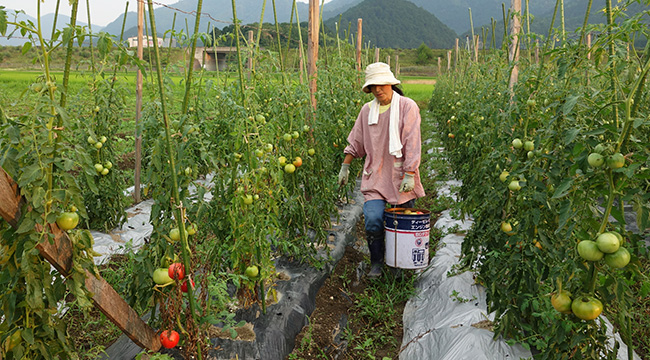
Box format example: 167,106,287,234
449,289,477,304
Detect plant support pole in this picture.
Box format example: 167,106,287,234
145,2,203,358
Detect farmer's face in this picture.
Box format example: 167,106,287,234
370,84,393,105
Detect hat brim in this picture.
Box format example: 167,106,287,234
362,79,401,93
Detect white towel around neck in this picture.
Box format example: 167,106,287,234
368,91,402,158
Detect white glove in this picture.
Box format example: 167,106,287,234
399,172,415,192
338,163,350,186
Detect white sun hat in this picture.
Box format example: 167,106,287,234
362,62,401,93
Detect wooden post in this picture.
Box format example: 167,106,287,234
375,47,380,63
535,39,540,63
508,0,522,93
0,167,161,351
437,57,441,75
454,38,459,67
395,54,400,75
134,0,144,204
386,55,390,67
308,0,319,111
356,18,363,71
447,50,451,71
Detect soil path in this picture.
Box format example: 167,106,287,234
402,79,436,85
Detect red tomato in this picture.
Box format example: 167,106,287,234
181,279,195,293
168,263,185,281
160,330,180,349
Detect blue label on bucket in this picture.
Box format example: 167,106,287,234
384,214,430,232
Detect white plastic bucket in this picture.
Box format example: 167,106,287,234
384,208,431,269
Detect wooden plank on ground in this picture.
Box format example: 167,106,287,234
0,166,161,352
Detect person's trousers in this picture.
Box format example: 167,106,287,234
363,199,416,264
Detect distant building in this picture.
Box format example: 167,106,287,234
127,36,176,48
190,46,240,71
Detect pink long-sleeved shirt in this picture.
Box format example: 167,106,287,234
344,95,425,204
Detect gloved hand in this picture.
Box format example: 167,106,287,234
338,163,350,186
399,172,415,192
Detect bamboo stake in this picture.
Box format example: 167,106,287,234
508,0,522,94
181,0,204,114
308,0,319,111
295,4,307,81
356,18,363,71
375,47,380,63
437,57,441,75
58,0,78,108
469,8,475,56
454,38,459,67
447,50,451,71
247,30,254,75
135,0,144,204
395,54,400,75
272,0,285,74
146,1,203,358
231,0,247,103
253,0,267,72
560,0,566,47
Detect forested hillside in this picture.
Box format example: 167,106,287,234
325,0,457,49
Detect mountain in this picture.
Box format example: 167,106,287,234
0,10,102,46
462,1,649,49
100,0,310,39
325,0,457,49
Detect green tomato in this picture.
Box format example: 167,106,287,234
95,142,103,149
94,163,104,172
571,296,603,321
101,168,109,176
587,153,604,168
308,148,316,156
56,212,80,231
104,161,113,170
255,114,266,123
512,138,523,149
254,149,264,158
153,268,174,285
245,265,259,279
551,290,572,314
523,141,534,151
264,143,274,153
169,228,181,242
607,153,625,169
577,240,604,261
292,131,300,139
187,223,197,236
604,247,630,269
283,133,292,142
100,136,107,143
284,164,296,173
499,171,509,182
242,194,254,205
278,156,287,166
87,136,96,144
508,180,521,191
596,232,620,253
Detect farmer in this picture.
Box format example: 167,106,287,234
337,62,425,278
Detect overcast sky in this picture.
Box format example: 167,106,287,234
2,0,329,27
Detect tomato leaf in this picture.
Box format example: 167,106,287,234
21,41,32,55
551,178,573,199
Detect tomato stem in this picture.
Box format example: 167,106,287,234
598,170,615,235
